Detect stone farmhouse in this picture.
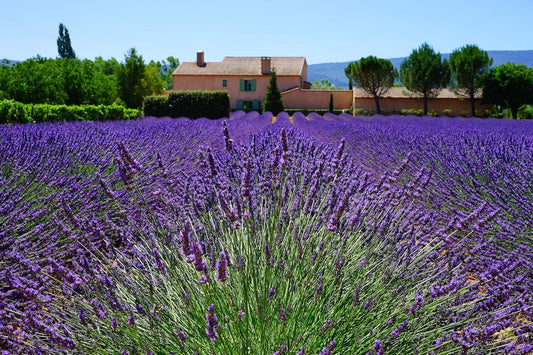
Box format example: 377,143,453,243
173,51,487,115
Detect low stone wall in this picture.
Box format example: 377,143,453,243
353,97,491,116
281,88,491,116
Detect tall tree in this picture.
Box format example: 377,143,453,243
345,56,397,114
399,43,450,115
449,45,493,116
263,69,284,115
482,63,533,119
57,23,76,59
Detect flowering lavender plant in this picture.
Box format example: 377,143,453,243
1,112,531,354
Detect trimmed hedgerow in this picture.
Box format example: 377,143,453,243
0,100,140,124
143,91,230,119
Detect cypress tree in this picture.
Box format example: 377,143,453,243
57,23,76,59
263,70,284,115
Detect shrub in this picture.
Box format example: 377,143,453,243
169,91,230,119
0,100,140,124
143,96,169,117
400,109,424,117
443,109,453,117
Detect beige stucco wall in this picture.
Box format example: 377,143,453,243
282,89,353,110
173,74,302,109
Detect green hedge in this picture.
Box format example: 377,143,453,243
0,100,140,124
143,91,230,119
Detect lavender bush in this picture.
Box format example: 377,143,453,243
1,112,531,354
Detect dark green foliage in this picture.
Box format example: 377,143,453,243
57,23,76,59
310,79,343,90
345,56,397,114
399,43,450,115
0,100,139,124
117,48,147,109
143,96,170,117
0,57,119,105
482,63,533,119
143,91,230,119
263,70,284,115
449,45,493,116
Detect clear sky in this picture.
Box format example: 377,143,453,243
1,0,532,64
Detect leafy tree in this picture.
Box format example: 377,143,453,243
57,23,76,59
263,69,284,115
310,79,343,90
345,56,397,114
399,43,450,115
117,48,163,108
9,57,67,104
157,56,180,90
482,63,533,119
449,45,493,116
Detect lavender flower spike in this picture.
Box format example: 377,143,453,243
217,251,228,282
205,304,220,341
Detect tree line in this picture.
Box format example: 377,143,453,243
344,43,533,118
0,24,179,109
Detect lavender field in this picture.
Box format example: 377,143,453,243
1,112,532,354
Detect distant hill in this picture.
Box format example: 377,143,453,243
1,59,19,66
308,50,533,89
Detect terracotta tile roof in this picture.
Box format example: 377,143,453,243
173,57,306,76
353,87,480,99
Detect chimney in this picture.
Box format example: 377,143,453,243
261,57,271,74
197,50,205,67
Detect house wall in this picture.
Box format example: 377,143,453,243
173,74,302,109
282,89,352,110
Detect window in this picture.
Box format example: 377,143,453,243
237,100,260,110
222,79,228,88
239,79,256,92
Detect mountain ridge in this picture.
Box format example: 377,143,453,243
308,50,533,89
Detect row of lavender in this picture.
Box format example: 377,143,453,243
0,112,531,354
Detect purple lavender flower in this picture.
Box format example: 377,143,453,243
174,328,186,344
193,242,206,272
268,287,276,301
180,221,192,256
205,304,219,341
111,318,118,331
374,339,384,355
320,340,337,355
217,251,228,282
128,310,135,328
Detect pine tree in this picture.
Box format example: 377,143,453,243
263,70,284,115
57,23,76,59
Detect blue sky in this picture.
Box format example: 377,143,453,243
1,0,532,64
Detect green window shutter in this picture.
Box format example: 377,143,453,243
251,79,256,92
240,79,245,91
253,100,259,110
237,100,243,109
